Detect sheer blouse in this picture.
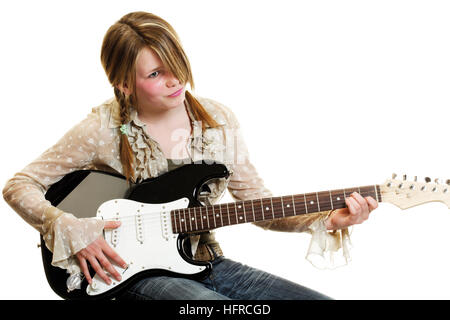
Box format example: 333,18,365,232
3,95,351,276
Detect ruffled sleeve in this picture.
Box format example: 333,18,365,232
2,111,110,273
208,98,352,269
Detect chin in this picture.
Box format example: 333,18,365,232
166,92,186,107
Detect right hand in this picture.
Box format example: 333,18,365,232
75,220,127,285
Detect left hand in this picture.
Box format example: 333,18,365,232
325,192,378,230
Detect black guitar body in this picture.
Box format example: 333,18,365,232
41,161,229,300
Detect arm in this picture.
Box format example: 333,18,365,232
214,99,377,268
3,112,125,283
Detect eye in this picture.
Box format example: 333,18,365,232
148,71,160,78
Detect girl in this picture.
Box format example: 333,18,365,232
3,11,377,300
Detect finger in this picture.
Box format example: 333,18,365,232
351,192,369,214
86,254,112,285
96,250,122,282
365,196,378,211
345,196,361,216
77,254,92,284
101,239,128,269
104,220,122,230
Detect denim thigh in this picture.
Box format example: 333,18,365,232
208,257,331,300
118,257,331,300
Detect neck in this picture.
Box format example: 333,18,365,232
170,185,382,234
137,101,187,126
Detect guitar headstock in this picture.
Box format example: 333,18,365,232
380,174,450,210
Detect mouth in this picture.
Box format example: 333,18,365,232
168,88,184,97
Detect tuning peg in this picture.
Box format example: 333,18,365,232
447,179,450,186
403,174,407,181
435,178,442,184
425,177,431,183
392,173,397,179
414,176,418,182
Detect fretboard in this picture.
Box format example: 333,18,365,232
170,185,381,234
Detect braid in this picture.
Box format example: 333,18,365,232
114,87,135,184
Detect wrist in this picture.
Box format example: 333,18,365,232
324,209,335,230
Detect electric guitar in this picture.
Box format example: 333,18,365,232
40,161,450,300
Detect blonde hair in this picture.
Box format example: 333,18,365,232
100,11,220,183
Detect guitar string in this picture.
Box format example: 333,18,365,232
96,188,382,223
94,192,425,224
94,193,421,232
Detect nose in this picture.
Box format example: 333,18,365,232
166,73,180,88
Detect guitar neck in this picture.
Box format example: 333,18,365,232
171,185,382,234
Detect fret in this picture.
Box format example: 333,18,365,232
226,203,233,225
251,199,256,222
280,197,286,218
234,202,240,224
223,203,231,226
329,190,334,210
241,202,247,223
205,205,211,230
363,185,376,198
183,209,187,232
316,192,321,212
271,197,283,219
305,192,320,214
270,197,275,220
375,185,381,202
237,202,245,223
213,206,222,227
280,197,293,218
330,189,346,209
303,194,308,213
291,195,297,216
345,187,360,198
178,210,182,233
317,191,333,211
243,200,254,222
261,198,272,220
293,194,307,215
218,203,224,227
357,185,381,201
199,207,204,230
281,195,295,217
361,186,372,198
258,198,264,221
228,203,237,225
193,207,199,231
252,198,264,222
212,205,217,228
188,207,193,231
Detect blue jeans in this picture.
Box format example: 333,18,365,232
118,256,332,300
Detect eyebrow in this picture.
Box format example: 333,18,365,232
148,65,163,73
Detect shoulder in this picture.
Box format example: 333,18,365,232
62,98,118,142
89,97,121,129
194,95,240,128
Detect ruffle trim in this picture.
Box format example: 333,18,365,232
306,218,352,269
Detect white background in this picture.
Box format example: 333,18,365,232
1,0,449,300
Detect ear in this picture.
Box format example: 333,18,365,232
116,83,132,96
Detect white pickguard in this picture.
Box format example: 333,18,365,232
86,198,207,296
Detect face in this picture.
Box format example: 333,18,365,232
132,47,185,114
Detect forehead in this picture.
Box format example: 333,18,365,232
135,47,163,74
